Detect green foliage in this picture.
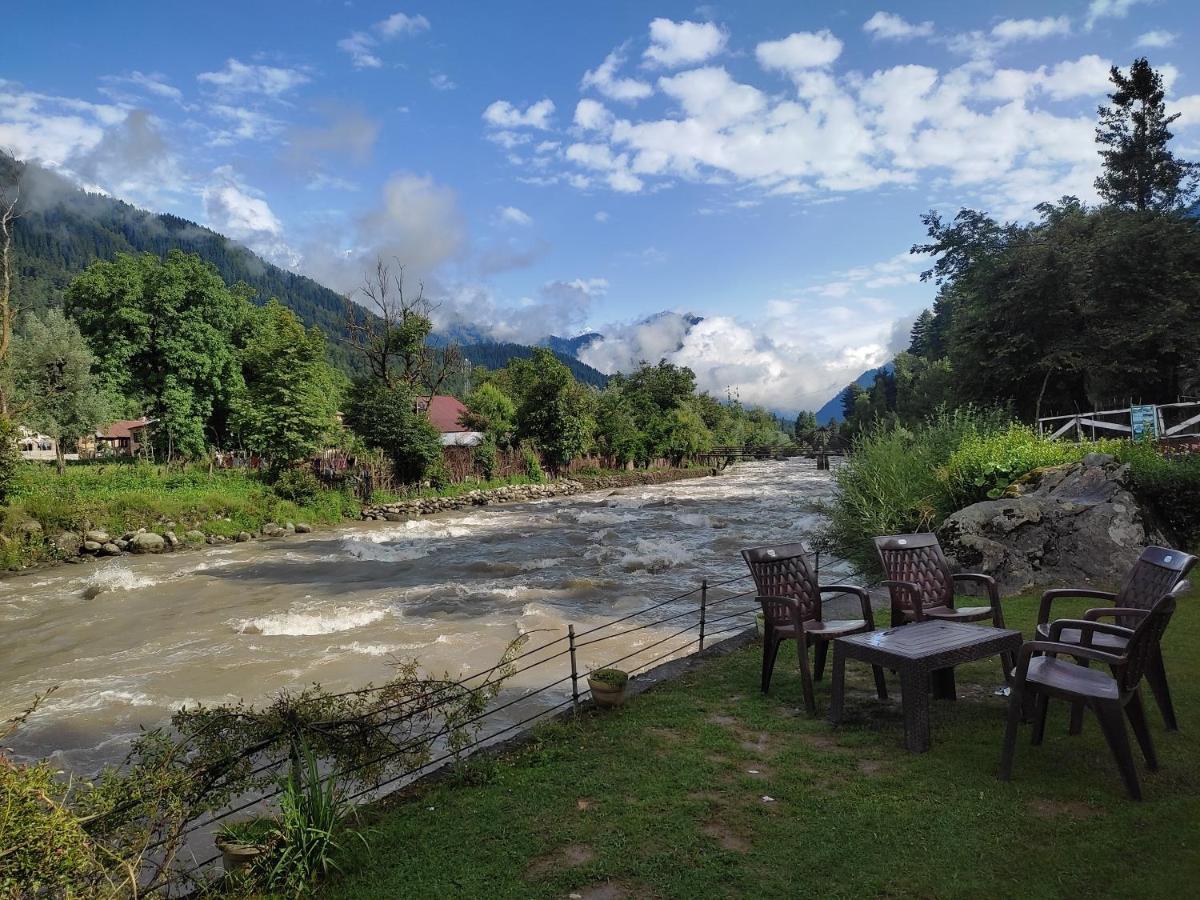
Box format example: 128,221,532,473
472,439,498,479
0,415,20,504
588,668,628,688
66,250,248,459
343,380,443,485
941,425,1090,507
7,310,112,470
520,444,545,482
461,381,516,448
507,349,593,470
235,299,340,464
1118,441,1200,549
271,466,324,505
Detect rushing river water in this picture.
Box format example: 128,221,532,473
1,459,842,773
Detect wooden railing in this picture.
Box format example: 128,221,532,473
1037,401,1200,442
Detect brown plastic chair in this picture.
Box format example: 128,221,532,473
1036,546,1196,731
742,542,886,716
999,583,1186,800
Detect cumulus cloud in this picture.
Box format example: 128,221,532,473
991,17,1071,43
1085,0,1151,30
1135,30,1176,48
863,12,934,41
581,48,654,102
208,105,284,145
755,30,844,73
338,10,431,69
643,18,727,68
482,98,555,129
435,277,605,344
197,59,310,97
497,205,532,226
99,71,183,104
574,98,613,131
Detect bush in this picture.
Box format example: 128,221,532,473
271,466,324,505
940,425,1089,508
1118,442,1200,550
473,439,498,479
521,444,545,483
0,416,19,505
589,668,628,688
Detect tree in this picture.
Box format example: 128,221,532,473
507,349,593,471
234,300,339,465
460,382,516,448
342,258,460,398
593,390,641,466
1095,57,1198,211
8,310,111,473
793,410,817,441
343,379,442,485
66,251,248,460
658,404,712,465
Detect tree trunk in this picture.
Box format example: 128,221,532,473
55,439,66,476
1035,367,1053,423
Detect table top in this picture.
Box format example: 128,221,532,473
836,620,1022,661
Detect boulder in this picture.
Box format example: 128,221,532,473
129,532,166,553
82,540,103,553
164,531,179,549
115,539,130,551
295,522,312,534
19,520,43,538
939,454,1162,596
100,542,122,556
54,531,82,555
261,523,285,538
84,530,110,545
236,531,252,542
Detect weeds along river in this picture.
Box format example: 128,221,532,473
1,459,843,773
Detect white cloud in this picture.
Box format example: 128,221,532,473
594,210,610,222
755,30,843,73
430,72,456,91
497,205,532,226
482,98,555,129
208,105,284,145
287,105,381,165
991,17,1071,43
574,99,613,132
203,165,300,268
196,59,310,97
643,18,727,68
581,49,654,103
863,12,934,41
338,10,431,69
1174,95,1200,127
100,71,183,103
1135,30,1176,48
1041,55,1112,100
1085,0,1151,30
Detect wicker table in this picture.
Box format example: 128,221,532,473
828,620,1023,752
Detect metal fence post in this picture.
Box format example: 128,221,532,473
699,578,708,651
568,624,580,713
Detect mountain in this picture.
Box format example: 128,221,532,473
541,332,603,358
815,362,894,424
6,159,607,384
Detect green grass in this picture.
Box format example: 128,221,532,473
321,595,1200,899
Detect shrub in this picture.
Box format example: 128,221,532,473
939,425,1088,508
521,444,545,483
271,466,324,505
0,416,20,505
473,439,498,479
589,668,628,688
1118,441,1200,550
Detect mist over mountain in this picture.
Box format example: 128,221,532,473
7,159,607,384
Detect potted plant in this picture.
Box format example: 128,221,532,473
587,668,629,708
215,817,276,875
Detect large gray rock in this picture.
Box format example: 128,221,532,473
939,454,1161,595
54,531,82,554
129,532,166,553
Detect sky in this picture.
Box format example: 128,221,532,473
3,0,1199,413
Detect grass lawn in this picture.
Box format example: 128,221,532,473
322,594,1200,899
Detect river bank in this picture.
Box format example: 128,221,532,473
0,464,716,575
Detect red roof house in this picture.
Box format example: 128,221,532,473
417,396,484,446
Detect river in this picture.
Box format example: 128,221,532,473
0,459,841,773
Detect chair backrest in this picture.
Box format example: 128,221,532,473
1116,582,1186,692
874,533,954,612
741,542,820,626
1113,546,1197,627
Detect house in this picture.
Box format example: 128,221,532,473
418,395,485,447
86,418,153,457
17,426,60,461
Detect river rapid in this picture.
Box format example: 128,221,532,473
1,459,840,772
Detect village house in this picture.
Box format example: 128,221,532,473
418,395,484,447
78,418,153,458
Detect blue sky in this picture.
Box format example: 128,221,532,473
4,1,1199,411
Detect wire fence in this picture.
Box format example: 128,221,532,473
120,544,874,892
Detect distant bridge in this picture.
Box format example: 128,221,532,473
691,443,845,470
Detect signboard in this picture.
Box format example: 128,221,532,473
1130,405,1159,441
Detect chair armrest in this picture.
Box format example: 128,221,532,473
1048,618,1136,648
819,584,874,629
951,572,1000,603
1082,607,1147,625
1038,588,1116,625
880,579,924,619
1018,639,1125,670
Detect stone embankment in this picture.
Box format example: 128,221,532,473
361,468,715,521
49,521,314,562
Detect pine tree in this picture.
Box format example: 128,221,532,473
1095,57,1198,211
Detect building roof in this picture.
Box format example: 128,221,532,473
422,396,471,433
98,418,152,440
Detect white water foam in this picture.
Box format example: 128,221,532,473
233,605,387,636
84,563,159,594
619,538,691,573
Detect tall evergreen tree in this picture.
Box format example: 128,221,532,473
1095,57,1198,211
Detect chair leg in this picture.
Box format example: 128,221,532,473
999,683,1026,781
1094,700,1142,801
871,665,888,700
761,637,781,694
1031,693,1050,746
1145,649,1178,732
1125,688,1158,771
813,639,829,682
797,637,817,717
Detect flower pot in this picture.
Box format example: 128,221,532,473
587,675,628,708
217,840,264,875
